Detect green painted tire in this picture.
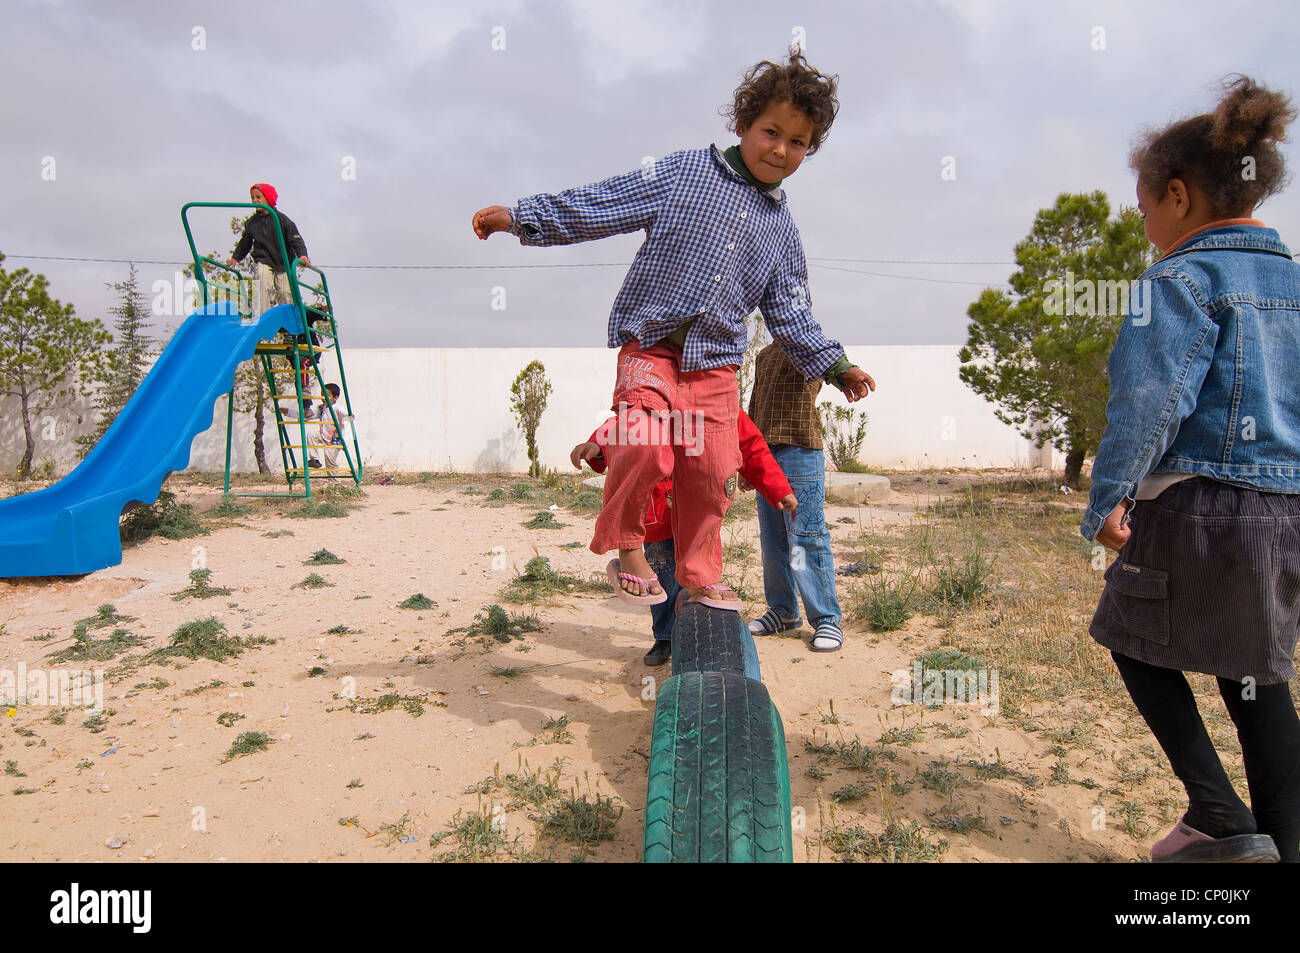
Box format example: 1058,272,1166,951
643,672,793,862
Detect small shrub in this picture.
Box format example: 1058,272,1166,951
173,568,232,601
932,548,996,608
222,731,271,762
287,501,349,519
819,400,870,473
398,593,436,610
304,548,346,566
523,511,565,529
854,575,918,632
120,492,208,543
537,792,621,846
152,618,249,662
208,494,251,518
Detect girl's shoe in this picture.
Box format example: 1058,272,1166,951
749,608,802,636
1151,820,1279,863
810,620,844,652
684,584,742,612
605,559,667,606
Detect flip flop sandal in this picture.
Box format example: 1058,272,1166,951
810,622,844,652
685,584,742,612
606,559,667,606
749,608,802,636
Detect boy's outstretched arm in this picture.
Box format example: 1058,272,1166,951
472,153,683,246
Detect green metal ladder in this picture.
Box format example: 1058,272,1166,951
181,201,363,499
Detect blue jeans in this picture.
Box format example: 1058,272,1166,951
643,537,761,680
756,445,842,627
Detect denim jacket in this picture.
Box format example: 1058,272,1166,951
1081,223,1300,539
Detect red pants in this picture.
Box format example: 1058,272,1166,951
590,338,741,589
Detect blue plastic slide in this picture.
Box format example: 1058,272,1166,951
0,302,306,578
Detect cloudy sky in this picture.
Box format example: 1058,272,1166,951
2,0,1297,349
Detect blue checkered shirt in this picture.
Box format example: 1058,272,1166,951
509,145,845,380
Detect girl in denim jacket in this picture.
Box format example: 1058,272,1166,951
1086,76,1300,863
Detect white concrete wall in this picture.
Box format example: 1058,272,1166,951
1,345,1065,477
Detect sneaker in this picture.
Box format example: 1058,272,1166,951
749,608,802,636
1151,819,1280,863
308,458,322,468
643,640,672,667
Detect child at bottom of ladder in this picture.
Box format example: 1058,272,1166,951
280,383,350,475
572,407,795,666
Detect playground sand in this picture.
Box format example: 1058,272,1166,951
0,474,1168,862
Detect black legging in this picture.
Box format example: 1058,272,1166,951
1111,651,1300,863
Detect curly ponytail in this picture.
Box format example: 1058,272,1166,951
1130,75,1296,216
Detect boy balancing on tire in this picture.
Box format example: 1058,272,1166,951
473,49,874,612
572,408,796,665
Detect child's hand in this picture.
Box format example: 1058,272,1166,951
737,474,753,492
570,441,602,469
472,206,513,239
1096,501,1132,552
839,366,876,402
777,493,797,512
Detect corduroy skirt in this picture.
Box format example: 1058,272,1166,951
1090,477,1300,684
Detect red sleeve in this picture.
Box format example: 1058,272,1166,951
737,410,792,505
586,416,615,474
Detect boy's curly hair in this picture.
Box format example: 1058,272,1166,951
723,48,840,154
1130,75,1296,216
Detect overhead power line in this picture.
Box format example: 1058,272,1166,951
2,252,1016,287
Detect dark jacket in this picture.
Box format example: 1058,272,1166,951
232,209,309,272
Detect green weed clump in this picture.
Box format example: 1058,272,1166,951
208,494,251,518
222,731,271,762
294,573,333,589
852,575,919,632
822,821,950,863
461,604,542,643
537,791,622,846
287,500,349,519
173,568,233,601
149,618,268,663
120,492,207,543
48,613,143,664
398,593,436,610
523,511,566,529
932,548,996,608
500,555,604,604
304,549,346,566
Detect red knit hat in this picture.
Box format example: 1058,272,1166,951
251,182,278,207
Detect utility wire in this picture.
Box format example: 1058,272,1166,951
3,253,1016,286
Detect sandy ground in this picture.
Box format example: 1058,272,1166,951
0,473,1161,862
